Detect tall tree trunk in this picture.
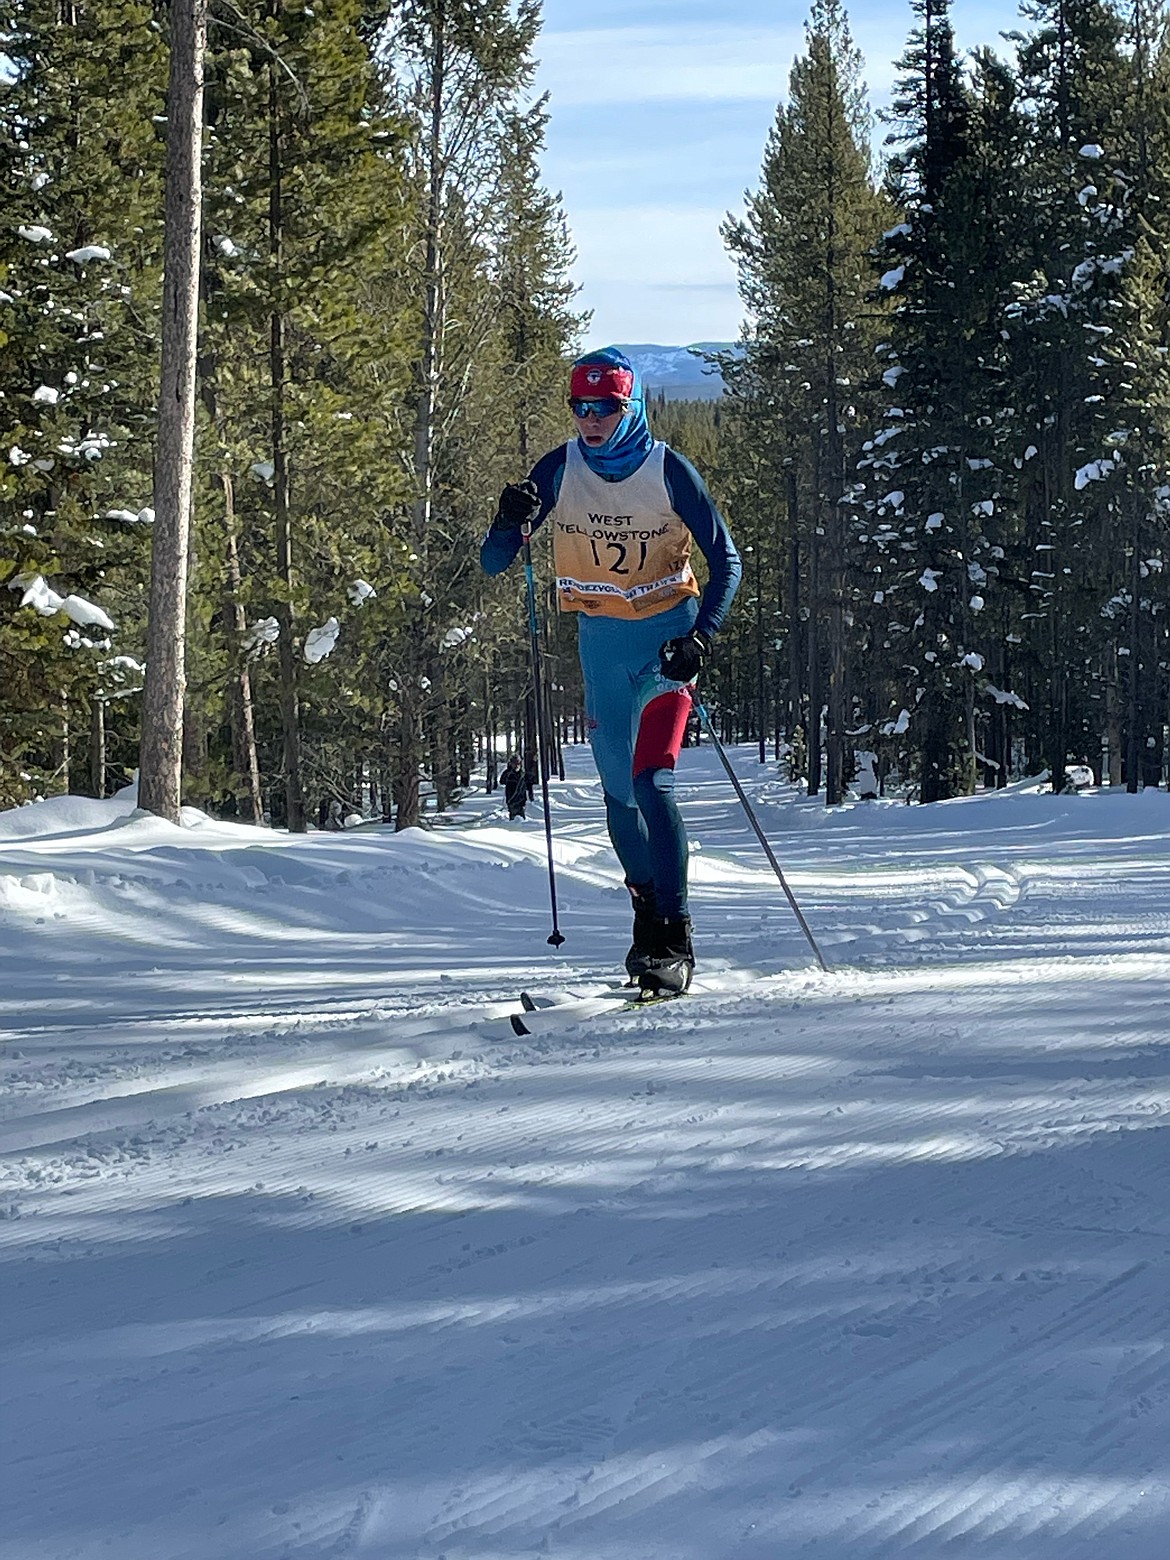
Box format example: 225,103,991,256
1104,644,1122,785
139,0,206,823
396,15,447,832
823,377,847,806
58,692,71,793
1047,626,1069,796
89,696,105,799
221,477,263,823
1125,522,1142,792
199,324,263,824
269,40,305,832
412,14,444,553
484,667,498,792
429,657,453,811
786,472,802,751
806,519,822,797
181,490,210,810
182,702,209,807
987,633,1009,788
523,683,539,804
393,712,421,828
753,527,766,763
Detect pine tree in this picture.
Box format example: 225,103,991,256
1095,2,1170,789
0,0,166,806
865,0,1008,804
194,0,413,826
472,96,583,807
723,0,888,802
381,0,549,828
1005,0,1135,789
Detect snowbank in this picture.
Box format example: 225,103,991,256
0,780,139,841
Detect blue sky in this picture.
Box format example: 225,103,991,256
533,0,1026,347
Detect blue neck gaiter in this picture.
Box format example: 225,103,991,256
574,348,654,483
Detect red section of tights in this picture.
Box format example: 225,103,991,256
633,689,692,777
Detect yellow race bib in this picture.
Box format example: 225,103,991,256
551,443,699,619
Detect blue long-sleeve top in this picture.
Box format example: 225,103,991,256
480,443,742,638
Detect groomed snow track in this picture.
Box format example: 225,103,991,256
1,750,1168,1559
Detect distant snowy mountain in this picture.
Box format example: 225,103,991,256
602,342,735,401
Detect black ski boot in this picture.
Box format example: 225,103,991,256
624,881,658,983
638,916,694,999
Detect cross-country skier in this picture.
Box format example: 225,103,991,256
480,348,741,995
502,755,528,820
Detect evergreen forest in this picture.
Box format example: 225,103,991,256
3,0,1170,825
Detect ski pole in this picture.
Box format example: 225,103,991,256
521,522,566,947
693,700,829,973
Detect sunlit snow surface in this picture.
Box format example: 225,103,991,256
1,749,1168,1559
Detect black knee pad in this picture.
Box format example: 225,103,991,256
634,766,675,802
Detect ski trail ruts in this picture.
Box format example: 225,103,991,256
565,1241,1151,1481
411,1431,784,1556
401,1265,1167,1559
1,1022,769,1268
0,956,1140,1157
360,1066,1165,1549
845,1325,1170,1555
7,986,1158,1244
832,1471,1165,1560
0,972,791,1174
699,857,1030,954
1,951,1150,1159
0,992,425,1044
836,1435,1168,1560
0,994,614,1157
0,970,763,1156
916,862,1025,925
273,1077,1165,1333
396,1074,1169,1554
859,856,1170,961
14,1092,1169,1549
780,1258,1169,1556
8,972,1159,1215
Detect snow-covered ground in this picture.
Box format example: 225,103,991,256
2,745,1168,1560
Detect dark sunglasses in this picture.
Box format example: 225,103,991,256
569,397,628,420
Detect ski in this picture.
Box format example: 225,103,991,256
508,985,687,1036
519,983,632,1013
463,967,751,1044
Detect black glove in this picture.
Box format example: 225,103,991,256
659,629,711,682
492,479,541,533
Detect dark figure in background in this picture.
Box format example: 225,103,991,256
503,756,528,820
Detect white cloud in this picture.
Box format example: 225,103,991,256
539,26,811,105
562,204,741,341
580,280,741,348
570,204,735,288
535,1,1022,344
533,14,897,343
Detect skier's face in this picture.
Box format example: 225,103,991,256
571,401,625,447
